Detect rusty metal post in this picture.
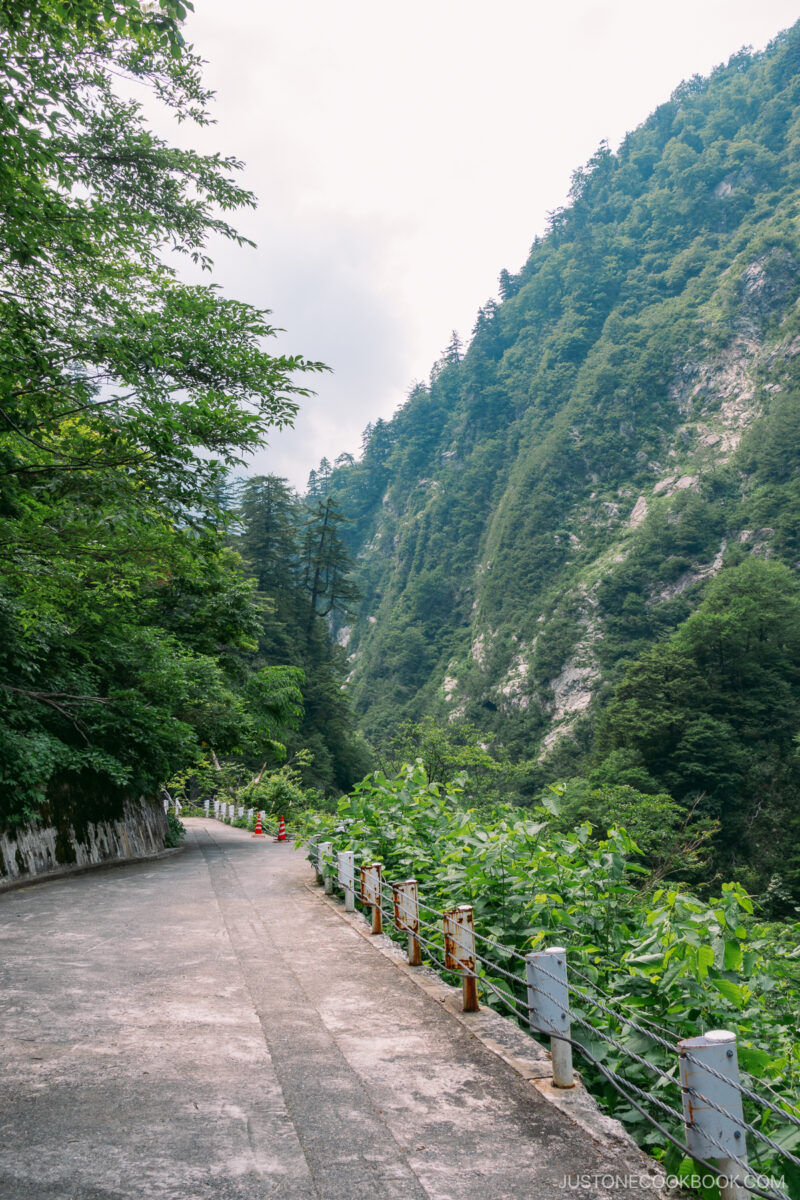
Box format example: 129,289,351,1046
318,841,333,892
526,947,574,1088
444,905,478,1012
393,879,422,964
337,850,355,911
679,1031,749,1200
360,863,383,934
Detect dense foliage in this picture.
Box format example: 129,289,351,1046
315,25,800,900
0,0,323,832
233,476,371,794
594,558,800,897
305,768,800,1195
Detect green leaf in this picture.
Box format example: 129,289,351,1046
711,978,744,1008
696,945,715,978
724,939,743,971
736,1045,773,1074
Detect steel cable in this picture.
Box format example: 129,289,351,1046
321,842,800,1174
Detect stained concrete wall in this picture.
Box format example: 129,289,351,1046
0,798,170,889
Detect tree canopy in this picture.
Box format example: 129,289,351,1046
0,0,323,828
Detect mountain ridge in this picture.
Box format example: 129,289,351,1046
312,25,800,894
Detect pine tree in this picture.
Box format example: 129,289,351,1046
301,497,360,631
237,476,298,596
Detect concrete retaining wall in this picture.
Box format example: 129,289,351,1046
0,798,169,889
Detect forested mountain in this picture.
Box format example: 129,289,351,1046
316,24,800,898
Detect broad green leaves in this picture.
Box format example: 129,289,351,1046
303,767,800,1187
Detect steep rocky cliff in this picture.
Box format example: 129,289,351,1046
323,27,800,798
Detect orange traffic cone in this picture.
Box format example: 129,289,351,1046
251,813,266,838
277,816,287,842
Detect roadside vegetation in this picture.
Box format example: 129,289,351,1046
300,765,800,1197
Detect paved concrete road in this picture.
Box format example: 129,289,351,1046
0,820,658,1199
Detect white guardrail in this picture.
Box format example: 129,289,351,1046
308,835,800,1200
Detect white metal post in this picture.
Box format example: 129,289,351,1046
337,850,355,911
679,1031,749,1200
310,837,323,884
526,947,574,1088
318,841,333,892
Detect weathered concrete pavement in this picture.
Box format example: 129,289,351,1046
0,819,661,1199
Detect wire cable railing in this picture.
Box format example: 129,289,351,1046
304,835,800,1200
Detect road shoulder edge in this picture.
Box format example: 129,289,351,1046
0,843,186,895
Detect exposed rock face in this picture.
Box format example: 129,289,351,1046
549,663,599,719
0,797,168,887
628,496,648,528
497,651,532,711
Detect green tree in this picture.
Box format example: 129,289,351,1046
230,478,371,796
0,0,323,827
596,560,800,898
301,497,360,629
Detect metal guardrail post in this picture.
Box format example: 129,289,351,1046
444,905,479,1012
679,1031,749,1200
318,841,333,892
360,863,383,934
392,879,421,965
309,837,323,884
338,850,355,912
526,947,574,1088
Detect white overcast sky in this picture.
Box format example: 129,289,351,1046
174,0,800,489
